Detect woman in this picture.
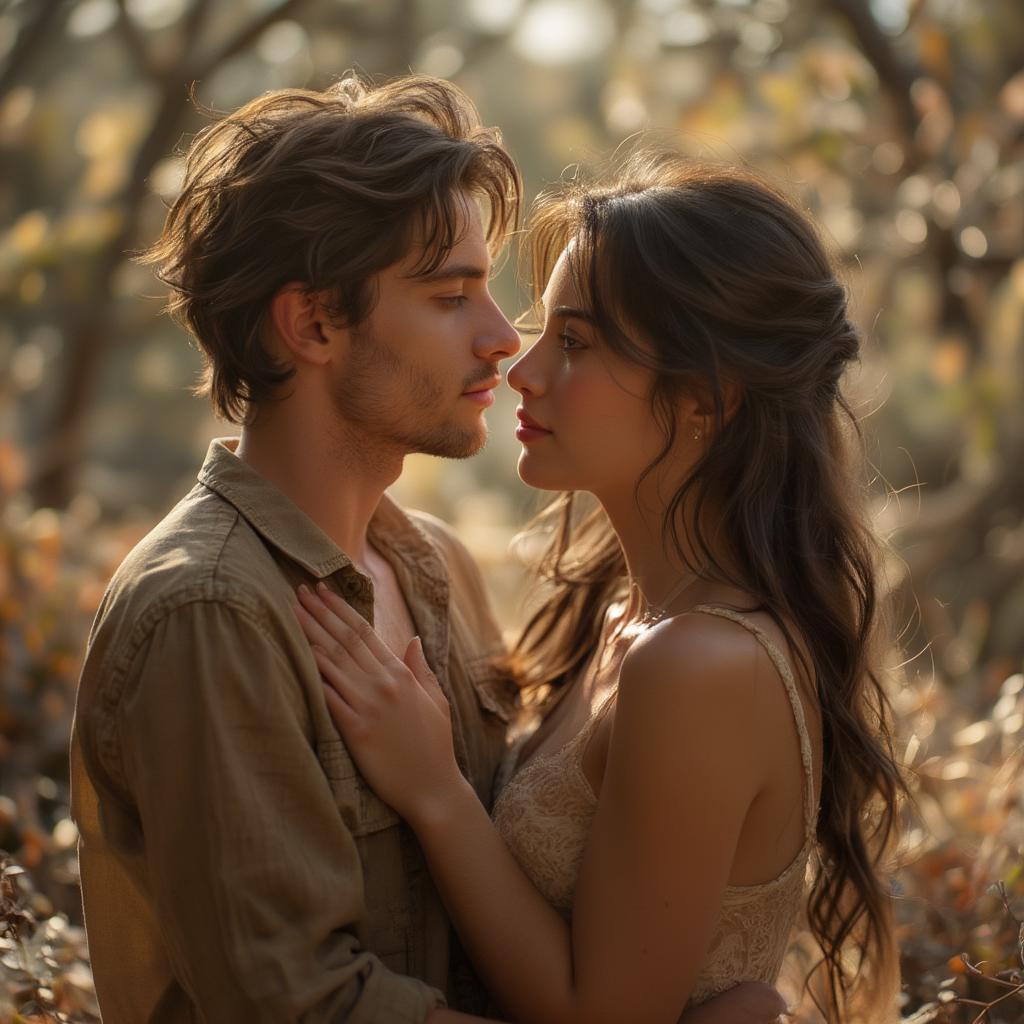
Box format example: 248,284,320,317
294,154,906,1023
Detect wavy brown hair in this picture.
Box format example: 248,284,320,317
508,153,906,1021
140,73,520,422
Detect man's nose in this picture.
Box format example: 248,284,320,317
474,297,522,362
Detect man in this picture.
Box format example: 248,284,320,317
70,74,787,1023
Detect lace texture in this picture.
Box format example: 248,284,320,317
491,605,817,1007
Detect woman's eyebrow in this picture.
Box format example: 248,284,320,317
553,304,596,324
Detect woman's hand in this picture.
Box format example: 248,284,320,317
678,983,789,1023
294,583,466,825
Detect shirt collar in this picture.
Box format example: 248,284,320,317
197,437,354,579
197,437,461,757
196,439,452,610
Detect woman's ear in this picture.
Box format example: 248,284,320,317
268,283,341,367
687,379,743,437
719,379,743,424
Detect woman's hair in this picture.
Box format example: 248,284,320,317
140,73,520,422
508,152,905,1020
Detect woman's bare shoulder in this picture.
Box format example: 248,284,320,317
619,609,767,703
613,606,817,785
604,612,768,825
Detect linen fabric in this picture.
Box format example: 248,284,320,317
70,438,515,1024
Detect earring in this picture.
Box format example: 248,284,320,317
692,427,702,441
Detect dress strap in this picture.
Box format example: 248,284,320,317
688,605,817,844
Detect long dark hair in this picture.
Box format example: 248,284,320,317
508,152,905,1020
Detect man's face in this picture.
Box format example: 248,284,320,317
330,195,521,459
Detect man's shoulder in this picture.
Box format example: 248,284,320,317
95,482,283,644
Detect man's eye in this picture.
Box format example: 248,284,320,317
437,295,468,308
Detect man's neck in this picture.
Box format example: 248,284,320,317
235,411,402,564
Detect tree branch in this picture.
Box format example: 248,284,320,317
191,0,311,81
178,0,211,57
31,0,314,506
0,0,64,98
826,0,920,146
113,0,159,81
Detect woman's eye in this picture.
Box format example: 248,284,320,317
559,332,585,352
437,295,468,308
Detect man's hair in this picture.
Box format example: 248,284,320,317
140,74,521,422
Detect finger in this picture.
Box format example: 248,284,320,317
734,982,788,1020
314,583,397,668
404,637,449,715
305,585,389,671
296,605,377,704
296,587,378,673
312,645,371,712
321,680,362,738
293,599,361,670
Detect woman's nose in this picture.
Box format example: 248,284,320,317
507,342,544,396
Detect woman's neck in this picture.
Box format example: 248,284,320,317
595,484,734,619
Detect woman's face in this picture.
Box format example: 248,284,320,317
507,249,674,499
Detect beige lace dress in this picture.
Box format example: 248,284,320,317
491,605,818,1007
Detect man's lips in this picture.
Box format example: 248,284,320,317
464,377,501,395
461,377,500,407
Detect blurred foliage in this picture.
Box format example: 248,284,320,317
0,0,1022,1021
0,855,97,1023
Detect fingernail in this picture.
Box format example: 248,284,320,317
317,582,329,594
297,584,309,596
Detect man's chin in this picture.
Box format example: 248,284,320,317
412,423,486,460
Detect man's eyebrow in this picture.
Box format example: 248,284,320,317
552,304,597,324
411,263,490,284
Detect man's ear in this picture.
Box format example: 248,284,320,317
268,283,341,367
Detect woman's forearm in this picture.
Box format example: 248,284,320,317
409,779,582,1024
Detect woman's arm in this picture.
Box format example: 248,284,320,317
296,586,774,1024
422,986,789,1024
568,619,766,1021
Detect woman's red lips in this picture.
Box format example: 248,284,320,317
516,408,550,431
515,407,552,443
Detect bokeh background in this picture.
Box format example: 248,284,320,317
1,0,1022,1020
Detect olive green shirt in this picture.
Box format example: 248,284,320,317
70,438,513,1023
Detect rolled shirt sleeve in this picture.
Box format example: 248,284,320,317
113,598,443,1023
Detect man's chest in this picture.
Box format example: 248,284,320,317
363,548,419,656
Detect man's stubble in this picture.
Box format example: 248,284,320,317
331,324,486,466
